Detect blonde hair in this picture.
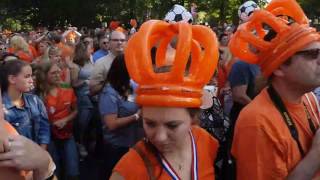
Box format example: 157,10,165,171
10,35,30,53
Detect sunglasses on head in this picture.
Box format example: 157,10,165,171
294,48,320,60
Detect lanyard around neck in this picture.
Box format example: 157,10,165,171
267,85,316,157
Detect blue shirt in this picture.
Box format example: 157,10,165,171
93,49,108,63
99,84,143,147
228,61,260,97
2,93,50,145
228,61,260,120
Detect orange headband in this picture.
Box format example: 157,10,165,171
229,0,320,77
125,20,219,107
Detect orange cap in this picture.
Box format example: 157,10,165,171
229,0,320,77
125,20,219,107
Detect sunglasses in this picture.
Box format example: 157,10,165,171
295,48,320,60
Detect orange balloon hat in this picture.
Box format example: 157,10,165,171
125,20,219,107
229,0,320,77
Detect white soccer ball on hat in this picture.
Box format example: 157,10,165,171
238,1,260,23
164,4,193,24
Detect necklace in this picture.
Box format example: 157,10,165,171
157,130,198,180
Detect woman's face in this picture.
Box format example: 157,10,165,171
9,65,33,93
142,107,192,154
47,64,61,86
49,51,62,66
38,42,48,55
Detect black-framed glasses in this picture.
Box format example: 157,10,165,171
295,48,320,60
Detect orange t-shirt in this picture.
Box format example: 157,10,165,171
28,44,38,58
45,87,77,139
232,89,320,179
0,121,29,180
114,126,218,180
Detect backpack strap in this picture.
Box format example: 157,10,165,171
132,145,156,180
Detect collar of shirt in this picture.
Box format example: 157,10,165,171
2,93,31,110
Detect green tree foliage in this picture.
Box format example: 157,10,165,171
0,0,318,31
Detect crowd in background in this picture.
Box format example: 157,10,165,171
0,1,320,180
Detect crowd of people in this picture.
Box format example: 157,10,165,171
0,0,320,179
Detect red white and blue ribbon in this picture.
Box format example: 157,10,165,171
158,130,198,180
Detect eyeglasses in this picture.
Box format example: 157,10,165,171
102,41,109,44
295,48,320,60
110,39,126,43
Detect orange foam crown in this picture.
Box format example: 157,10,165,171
229,0,320,77
125,20,219,107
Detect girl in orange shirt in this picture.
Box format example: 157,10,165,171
35,62,79,180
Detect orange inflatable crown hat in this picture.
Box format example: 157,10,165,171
229,0,320,77
125,20,219,107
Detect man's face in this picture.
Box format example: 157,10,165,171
99,37,109,51
109,31,127,54
280,41,320,90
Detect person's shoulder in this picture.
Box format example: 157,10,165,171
192,126,212,138
23,93,42,103
94,57,105,66
232,60,248,68
93,49,102,55
100,85,119,101
101,84,115,94
229,60,250,76
237,89,279,128
114,141,153,179
191,126,219,148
